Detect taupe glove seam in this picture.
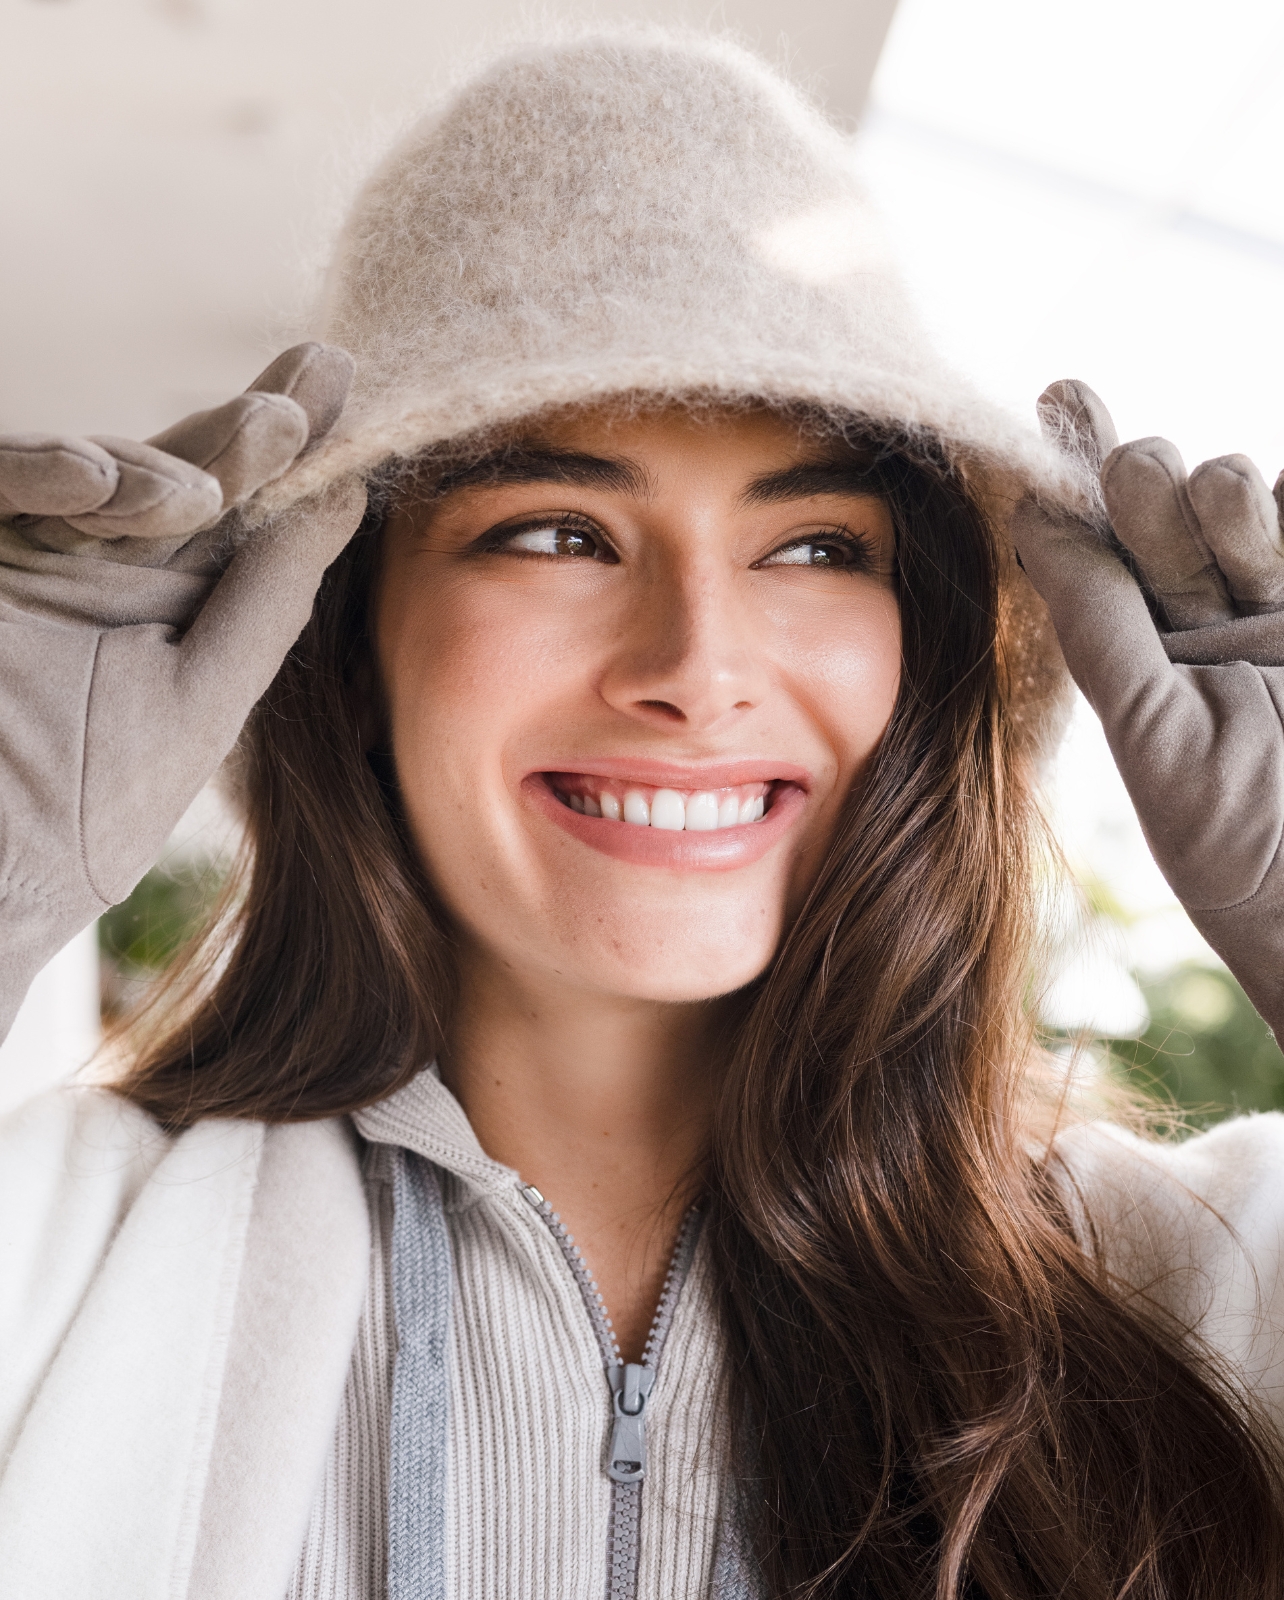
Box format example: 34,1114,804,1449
1177,835,1284,916
78,630,116,909
1162,614,1284,665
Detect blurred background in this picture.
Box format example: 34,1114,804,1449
3,0,1283,1119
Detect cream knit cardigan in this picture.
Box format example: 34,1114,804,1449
4,1074,1284,1599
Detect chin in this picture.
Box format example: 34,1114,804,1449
547,911,781,1005
587,964,768,1005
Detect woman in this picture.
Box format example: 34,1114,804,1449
3,27,1284,1600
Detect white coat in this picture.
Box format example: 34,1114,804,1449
6,1084,1284,1598
0,1087,369,1600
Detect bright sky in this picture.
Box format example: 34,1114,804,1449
860,0,1284,467
855,0,1284,1030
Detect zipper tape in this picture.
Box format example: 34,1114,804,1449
521,1185,704,1600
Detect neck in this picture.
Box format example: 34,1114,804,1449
439,945,725,1359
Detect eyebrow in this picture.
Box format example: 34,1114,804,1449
739,460,883,507
429,444,652,499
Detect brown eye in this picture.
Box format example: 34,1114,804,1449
759,535,871,570
504,522,610,559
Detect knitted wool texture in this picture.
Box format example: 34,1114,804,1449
256,28,1083,756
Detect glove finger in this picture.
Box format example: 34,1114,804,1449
247,342,354,446
1101,437,1235,630
0,434,120,518
1036,378,1120,476
29,438,223,544
1011,496,1173,719
148,391,308,511
1186,453,1284,615
2,344,351,569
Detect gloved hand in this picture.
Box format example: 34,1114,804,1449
0,344,366,1043
1013,380,1284,1039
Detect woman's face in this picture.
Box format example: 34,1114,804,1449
375,404,901,1003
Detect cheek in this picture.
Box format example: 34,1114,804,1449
766,585,902,921
384,569,614,714
380,573,579,758
376,572,608,888
773,586,902,770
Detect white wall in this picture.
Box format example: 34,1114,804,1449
860,0,1284,473
0,0,897,438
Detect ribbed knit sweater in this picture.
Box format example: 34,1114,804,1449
286,1070,726,1600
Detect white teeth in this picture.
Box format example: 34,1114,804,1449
650,789,686,831
685,791,719,831
561,780,776,829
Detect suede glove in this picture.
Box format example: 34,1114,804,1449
0,344,366,1044
1013,379,1284,1038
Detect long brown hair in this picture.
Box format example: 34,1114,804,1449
113,415,1284,1596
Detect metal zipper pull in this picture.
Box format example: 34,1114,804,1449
606,1362,655,1484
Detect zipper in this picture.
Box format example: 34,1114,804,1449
520,1184,703,1600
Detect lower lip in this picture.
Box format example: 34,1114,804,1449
524,774,807,870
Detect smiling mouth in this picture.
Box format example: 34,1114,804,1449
546,774,781,832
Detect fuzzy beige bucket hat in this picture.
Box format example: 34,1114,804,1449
258,27,1080,755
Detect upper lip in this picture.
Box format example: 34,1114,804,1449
534,757,812,791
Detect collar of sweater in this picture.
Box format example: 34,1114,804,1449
353,1065,516,1204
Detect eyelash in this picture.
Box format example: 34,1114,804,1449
480,515,875,572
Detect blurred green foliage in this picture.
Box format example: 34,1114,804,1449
1106,963,1284,1124
98,861,226,1016
99,863,218,971
1059,871,1284,1123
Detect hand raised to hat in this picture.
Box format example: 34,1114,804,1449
0,344,366,1044
1013,381,1284,1039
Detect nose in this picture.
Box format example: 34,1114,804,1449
597,554,769,731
